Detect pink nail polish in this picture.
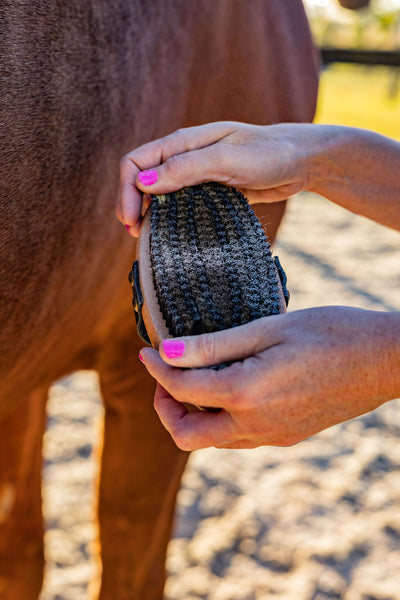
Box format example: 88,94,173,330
125,224,130,231
139,352,144,363
162,339,186,359
138,169,158,186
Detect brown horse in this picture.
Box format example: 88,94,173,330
0,1,365,598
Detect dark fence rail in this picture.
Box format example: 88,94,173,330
320,47,400,67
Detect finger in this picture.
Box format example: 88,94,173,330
140,347,243,408
127,121,237,174
119,156,144,236
152,382,188,433
158,314,285,368
136,158,301,205
153,382,237,451
135,144,235,195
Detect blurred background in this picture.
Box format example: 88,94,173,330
306,0,400,51
306,0,400,138
41,2,400,599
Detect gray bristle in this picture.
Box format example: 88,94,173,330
149,182,284,338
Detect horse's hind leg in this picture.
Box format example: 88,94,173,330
96,319,188,600
0,387,47,600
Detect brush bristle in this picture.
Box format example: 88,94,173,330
149,182,284,338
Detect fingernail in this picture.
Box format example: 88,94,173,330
162,339,186,359
125,224,130,231
138,169,158,186
139,352,144,363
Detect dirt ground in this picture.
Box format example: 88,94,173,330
40,193,400,600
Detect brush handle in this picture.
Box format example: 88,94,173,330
136,211,171,349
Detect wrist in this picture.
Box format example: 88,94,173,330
377,311,400,402
304,125,350,195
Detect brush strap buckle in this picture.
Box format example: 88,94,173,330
128,261,152,345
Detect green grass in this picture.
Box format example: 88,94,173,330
315,63,400,140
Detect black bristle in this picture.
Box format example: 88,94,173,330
149,182,286,339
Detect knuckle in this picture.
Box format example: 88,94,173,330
119,154,136,179
196,333,218,366
280,434,301,447
227,389,247,410
212,145,230,172
212,372,243,409
172,427,194,451
174,127,187,137
119,155,130,175
164,153,187,179
175,438,193,452
222,365,249,402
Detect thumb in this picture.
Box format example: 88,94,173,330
159,315,285,368
135,145,231,195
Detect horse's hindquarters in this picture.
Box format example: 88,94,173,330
0,2,319,598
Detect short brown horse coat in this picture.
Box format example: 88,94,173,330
0,0,363,597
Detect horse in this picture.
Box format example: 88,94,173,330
0,0,360,597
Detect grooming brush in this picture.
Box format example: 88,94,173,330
129,182,289,354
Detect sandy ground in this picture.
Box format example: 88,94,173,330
40,193,400,600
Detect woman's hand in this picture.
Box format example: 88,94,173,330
118,121,400,235
138,307,400,450
118,121,316,235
